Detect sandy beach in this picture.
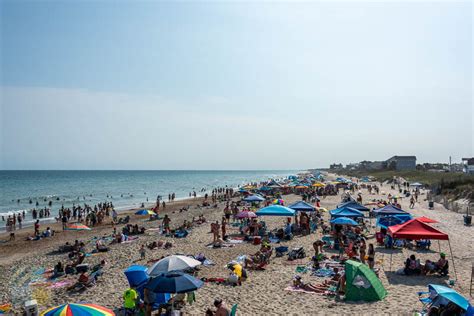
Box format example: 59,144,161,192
1,173,472,315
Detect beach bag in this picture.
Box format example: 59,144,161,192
228,273,239,284
288,247,305,261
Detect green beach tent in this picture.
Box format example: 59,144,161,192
344,260,387,302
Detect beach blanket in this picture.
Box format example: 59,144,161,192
312,268,335,277
202,259,215,267
295,266,309,274
285,286,321,294
122,236,139,243
227,239,244,244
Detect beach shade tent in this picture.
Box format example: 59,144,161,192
330,217,358,226
330,207,364,219
288,201,316,212
146,271,204,294
388,219,456,278
337,201,370,212
135,209,155,216
256,205,296,217
374,204,409,216
257,186,273,192
125,265,149,287
235,211,257,219
40,303,115,316
423,284,474,315
410,182,424,187
65,223,91,231
417,216,438,224
148,255,202,276
344,260,387,302
243,195,265,203
376,214,412,229
312,182,325,187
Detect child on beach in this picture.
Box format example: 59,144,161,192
139,245,146,260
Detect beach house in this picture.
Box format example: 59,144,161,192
384,156,417,170
462,158,474,174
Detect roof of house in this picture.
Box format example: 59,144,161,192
386,155,417,160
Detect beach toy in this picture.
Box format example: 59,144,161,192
40,303,115,316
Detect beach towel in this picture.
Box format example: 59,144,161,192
312,268,335,277
295,266,308,274
202,259,215,267
284,286,321,294
227,239,244,244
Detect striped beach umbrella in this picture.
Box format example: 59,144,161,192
135,209,155,216
40,303,115,316
65,223,91,231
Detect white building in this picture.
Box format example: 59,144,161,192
462,158,474,174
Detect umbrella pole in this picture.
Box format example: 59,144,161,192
437,240,441,253
447,240,457,281
389,249,393,271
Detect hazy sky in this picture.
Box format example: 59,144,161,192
1,1,472,170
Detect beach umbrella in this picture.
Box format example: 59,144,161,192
40,303,114,316
273,199,284,205
148,255,202,276
316,207,328,212
295,185,308,189
417,216,438,224
124,265,149,287
235,211,257,219
65,223,91,231
330,217,358,226
312,182,325,187
427,284,473,313
135,209,155,216
256,205,295,217
243,195,265,202
146,271,204,293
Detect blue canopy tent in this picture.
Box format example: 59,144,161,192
374,204,409,216
330,207,364,218
258,186,273,192
376,214,413,229
288,201,316,212
337,201,370,212
330,217,358,226
124,265,171,308
243,195,265,202
256,205,296,217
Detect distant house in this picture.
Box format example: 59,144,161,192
385,156,417,170
330,163,343,170
462,158,474,174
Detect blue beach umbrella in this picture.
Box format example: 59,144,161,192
428,284,473,313
146,271,204,294
135,209,155,216
330,217,358,226
256,205,296,217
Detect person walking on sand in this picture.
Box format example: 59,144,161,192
34,220,40,236
139,244,146,261
409,196,415,209
221,217,227,239
162,215,171,235
368,243,375,269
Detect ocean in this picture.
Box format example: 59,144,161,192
0,170,298,231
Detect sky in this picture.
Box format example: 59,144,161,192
0,1,472,170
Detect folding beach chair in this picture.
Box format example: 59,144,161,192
230,304,238,316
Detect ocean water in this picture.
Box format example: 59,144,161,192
0,170,297,230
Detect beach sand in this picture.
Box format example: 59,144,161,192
1,173,472,315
